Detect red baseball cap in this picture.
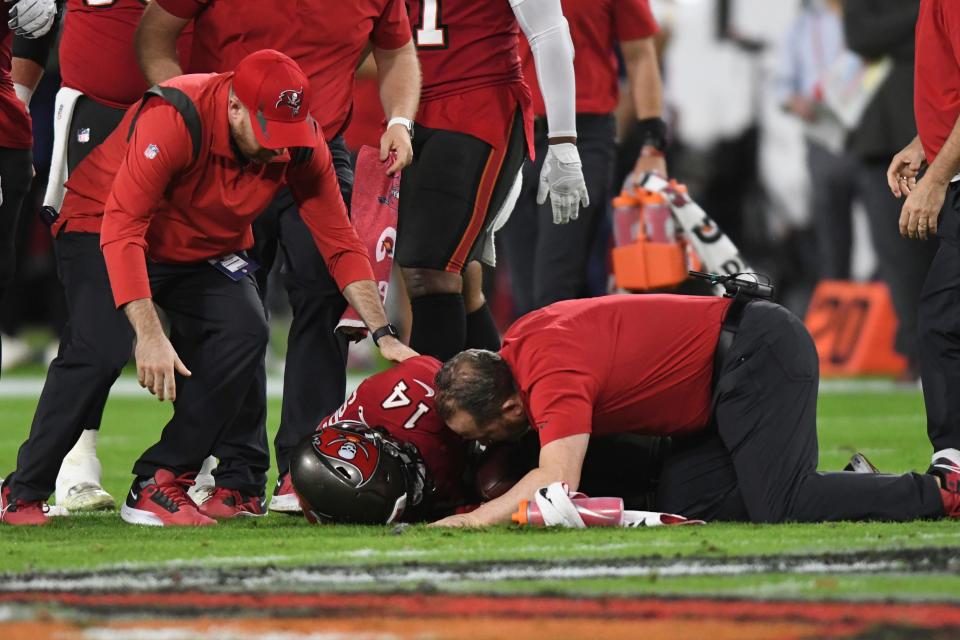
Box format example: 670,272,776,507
232,49,318,150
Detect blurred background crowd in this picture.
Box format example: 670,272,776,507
0,0,930,380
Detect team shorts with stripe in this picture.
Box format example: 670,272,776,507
397,110,527,273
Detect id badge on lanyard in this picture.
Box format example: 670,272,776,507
208,253,260,281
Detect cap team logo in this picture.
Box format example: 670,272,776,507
275,88,304,117
143,144,160,160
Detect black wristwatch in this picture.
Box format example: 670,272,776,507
372,323,400,346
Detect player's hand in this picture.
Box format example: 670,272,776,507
430,513,481,528
537,142,590,225
381,124,412,176
134,331,192,402
887,137,926,198
377,335,418,363
899,175,947,241
6,0,57,38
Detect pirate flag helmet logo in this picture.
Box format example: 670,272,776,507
289,421,427,524
275,88,303,117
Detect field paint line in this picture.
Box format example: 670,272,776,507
81,630,399,640
0,375,365,399
2,548,955,593
3,591,960,626
0,376,915,399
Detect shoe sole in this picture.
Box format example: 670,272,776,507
59,492,115,513
269,495,302,514
120,503,165,526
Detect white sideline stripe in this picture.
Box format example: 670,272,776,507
0,557,933,593
0,375,366,399
0,376,915,399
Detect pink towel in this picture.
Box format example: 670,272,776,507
336,146,400,341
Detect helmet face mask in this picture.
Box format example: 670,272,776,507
290,421,422,525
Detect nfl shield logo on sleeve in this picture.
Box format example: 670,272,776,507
77,128,90,143
144,144,160,160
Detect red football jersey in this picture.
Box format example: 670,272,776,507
405,0,534,155
158,0,411,140
60,0,192,109
0,15,31,149
500,295,732,447
321,356,471,511
915,0,960,164
520,0,659,116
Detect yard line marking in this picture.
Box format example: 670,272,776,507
2,548,955,594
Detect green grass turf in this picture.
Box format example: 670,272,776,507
1,387,958,602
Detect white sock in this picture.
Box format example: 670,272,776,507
64,429,98,462
933,448,960,468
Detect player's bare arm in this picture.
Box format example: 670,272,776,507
512,0,589,224
621,37,668,179
373,40,420,175
342,279,418,363
898,115,960,240
432,434,590,527
135,1,189,85
123,298,191,403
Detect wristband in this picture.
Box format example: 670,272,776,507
13,83,33,110
387,117,414,138
372,323,400,346
636,117,668,152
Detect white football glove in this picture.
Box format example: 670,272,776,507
537,142,589,225
6,0,57,38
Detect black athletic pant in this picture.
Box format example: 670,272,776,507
657,300,944,523
501,114,616,316
212,135,354,484
918,183,960,454
0,146,33,310
8,232,269,501
63,97,129,433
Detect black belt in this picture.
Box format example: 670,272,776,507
712,295,752,388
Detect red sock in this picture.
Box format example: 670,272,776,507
940,488,960,518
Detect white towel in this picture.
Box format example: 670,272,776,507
43,87,84,213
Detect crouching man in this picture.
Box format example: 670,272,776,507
1,49,415,527
431,294,960,527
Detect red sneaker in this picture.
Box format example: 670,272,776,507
268,473,302,514
198,487,266,519
0,480,49,526
120,470,216,527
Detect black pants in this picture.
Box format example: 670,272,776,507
213,135,354,483
62,97,130,435
0,147,33,294
919,183,960,453
7,232,269,501
657,300,944,523
501,114,616,317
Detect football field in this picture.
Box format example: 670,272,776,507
2,383,960,639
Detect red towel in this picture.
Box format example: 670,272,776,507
336,146,400,341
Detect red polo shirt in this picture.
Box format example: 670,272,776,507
500,295,731,447
915,0,960,164
57,72,373,308
157,0,411,140
521,0,659,117
0,21,31,149
60,0,193,109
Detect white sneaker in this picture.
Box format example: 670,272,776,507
188,455,218,506
56,429,115,512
